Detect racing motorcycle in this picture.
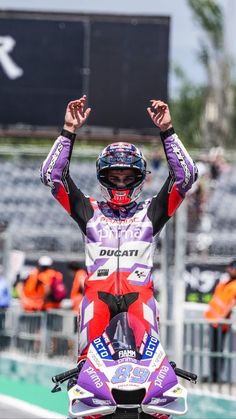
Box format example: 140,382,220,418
51,312,197,419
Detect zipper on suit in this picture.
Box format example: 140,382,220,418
115,219,122,295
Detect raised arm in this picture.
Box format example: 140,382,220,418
147,99,198,199
41,95,90,193
41,95,91,192
40,96,93,230
147,100,198,234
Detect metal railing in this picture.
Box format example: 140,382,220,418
0,307,235,396
0,308,78,360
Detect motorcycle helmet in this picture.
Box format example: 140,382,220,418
96,142,147,206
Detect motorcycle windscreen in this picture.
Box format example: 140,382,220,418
104,312,147,359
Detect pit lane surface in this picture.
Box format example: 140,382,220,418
0,395,64,419
0,404,40,419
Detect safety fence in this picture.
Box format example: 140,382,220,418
0,307,236,397
0,308,78,361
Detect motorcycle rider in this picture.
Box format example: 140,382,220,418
41,95,197,356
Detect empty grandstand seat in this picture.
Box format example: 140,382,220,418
2,156,235,257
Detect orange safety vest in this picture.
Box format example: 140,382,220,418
22,268,63,311
70,269,87,312
204,279,236,331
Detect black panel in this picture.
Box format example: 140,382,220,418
0,13,169,133
89,19,169,131
0,17,84,126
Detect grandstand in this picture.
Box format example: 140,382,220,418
0,149,235,261
186,165,236,261
207,169,236,256
0,152,167,259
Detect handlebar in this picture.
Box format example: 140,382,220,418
52,366,80,384
170,361,197,384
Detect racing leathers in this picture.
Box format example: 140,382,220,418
41,127,197,354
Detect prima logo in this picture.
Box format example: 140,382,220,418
98,227,142,240
154,365,169,388
84,366,103,388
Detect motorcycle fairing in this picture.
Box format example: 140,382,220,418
142,383,188,416
68,383,115,417
68,358,116,417
68,313,188,417
69,397,116,418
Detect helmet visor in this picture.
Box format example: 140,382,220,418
99,167,144,190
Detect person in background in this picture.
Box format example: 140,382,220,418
13,267,31,299
0,266,11,309
0,266,11,344
18,256,66,311
209,146,231,182
205,259,236,382
68,261,87,312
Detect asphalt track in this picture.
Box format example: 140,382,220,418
0,403,39,419
0,395,64,419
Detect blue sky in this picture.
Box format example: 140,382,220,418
1,0,235,97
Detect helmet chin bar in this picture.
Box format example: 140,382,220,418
110,189,132,206
100,183,144,206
